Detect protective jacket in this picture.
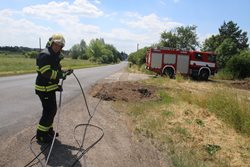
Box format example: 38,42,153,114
35,47,64,93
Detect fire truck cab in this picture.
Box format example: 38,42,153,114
145,47,217,80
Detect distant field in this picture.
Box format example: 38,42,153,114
0,53,101,76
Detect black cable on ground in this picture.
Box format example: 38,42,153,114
24,135,49,167
70,72,104,167
24,72,104,167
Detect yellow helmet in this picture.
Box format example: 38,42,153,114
51,34,65,47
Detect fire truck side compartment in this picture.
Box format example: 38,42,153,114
151,53,162,68
176,54,189,74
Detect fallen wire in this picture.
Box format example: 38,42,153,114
24,72,104,167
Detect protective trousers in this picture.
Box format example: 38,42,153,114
36,91,57,134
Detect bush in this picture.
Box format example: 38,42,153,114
226,51,250,79
128,47,148,66
214,68,234,80
24,51,38,59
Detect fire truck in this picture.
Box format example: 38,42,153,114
145,47,217,80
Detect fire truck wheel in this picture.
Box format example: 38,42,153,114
199,69,209,81
164,67,174,79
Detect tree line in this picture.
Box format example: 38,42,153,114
69,38,128,63
0,38,128,64
129,21,250,79
0,46,38,52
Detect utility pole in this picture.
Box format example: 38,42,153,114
39,37,41,51
137,43,139,51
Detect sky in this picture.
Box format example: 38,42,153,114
0,0,249,54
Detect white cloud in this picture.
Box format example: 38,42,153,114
0,9,13,17
93,0,101,4
119,13,182,51
123,13,182,32
105,28,143,41
23,0,103,19
0,9,53,48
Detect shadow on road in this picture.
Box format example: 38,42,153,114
39,139,82,167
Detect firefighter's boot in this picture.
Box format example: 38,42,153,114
48,127,59,137
36,130,53,143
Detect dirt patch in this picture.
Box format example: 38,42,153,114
229,80,250,91
90,81,159,102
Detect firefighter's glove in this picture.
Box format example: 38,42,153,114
58,72,67,80
62,72,67,80
65,69,73,76
57,85,63,92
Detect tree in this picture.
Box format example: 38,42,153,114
215,38,238,68
226,50,250,79
177,26,200,50
101,48,114,64
79,39,88,59
24,51,39,58
120,51,128,61
69,44,81,59
160,30,178,48
69,38,122,63
202,21,249,69
69,39,88,59
86,39,105,63
128,47,148,66
105,44,120,63
202,35,221,52
219,21,248,50
160,25,199,50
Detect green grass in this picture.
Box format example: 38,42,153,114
124,89,210,166
171,150,207,167
214,68,234,80
0,56,36,75
175,85,250,135
61,58,102,69
116,77,250,166
0,53,101,76
206,89,250,135
127,63,156,75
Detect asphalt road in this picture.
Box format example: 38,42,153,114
0,62,127,136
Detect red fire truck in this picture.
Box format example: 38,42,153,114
145,47,217,80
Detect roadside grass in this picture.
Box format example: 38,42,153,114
127,63,155,75
0,56,36,76
175,84,250,135
206,89,250,135
0,53,101,76
213,69,234,80
60,58,101,69
114,76,250,167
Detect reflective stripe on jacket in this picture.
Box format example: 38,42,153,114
35,84,59,92
35,47,62,93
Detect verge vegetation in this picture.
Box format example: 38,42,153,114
112,73,250,167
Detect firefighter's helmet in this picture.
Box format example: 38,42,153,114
50,34,65,47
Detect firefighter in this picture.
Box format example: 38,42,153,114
35,33,72,143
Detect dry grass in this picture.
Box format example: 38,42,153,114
114,77,250,167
